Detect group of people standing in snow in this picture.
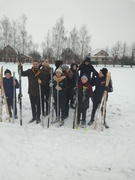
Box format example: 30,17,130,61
1,56,113,128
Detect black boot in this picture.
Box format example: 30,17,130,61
88,121,93,126
36,119,41,124
29,118,36,123
104,122,109,128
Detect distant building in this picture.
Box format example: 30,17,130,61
91,48,112,64
0,45,32,63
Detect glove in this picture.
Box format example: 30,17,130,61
83,86,87,96
83,86,87,92
49,82,54,87
55,85,62,91
104,86,108,91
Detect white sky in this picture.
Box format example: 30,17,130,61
0,0,135,51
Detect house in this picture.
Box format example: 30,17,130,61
90,48,112,64
0,45,17,63
0,45,32,63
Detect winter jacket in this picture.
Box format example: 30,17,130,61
53,75,68,106
91,75,113,103
78,81,93,109
79,63,98,81
20,67,45,96
3,77,19,99
70,63,79,88
41,67,51,96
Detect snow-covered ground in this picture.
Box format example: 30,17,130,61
0,62,135,180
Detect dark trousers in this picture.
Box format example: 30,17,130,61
7,98,17,117
29,95,40,119
90,99,106,123
78,107,87,124
54,98,66,119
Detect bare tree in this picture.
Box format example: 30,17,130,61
111,41,122,67
130,42,135,67
0,16,12,47
69,26,79,60
78,25,91,59
104,46,109,67
0,16,12,61
18,14,33,54
10,19,19,51
42,30,53,60
51,16,67,60
121,42,129,67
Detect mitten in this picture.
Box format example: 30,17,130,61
55,85,62,91
49,82,54,87
104,86,108,91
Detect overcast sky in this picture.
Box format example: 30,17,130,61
0,0,135,51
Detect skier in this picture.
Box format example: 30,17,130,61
52,67,68,125
40,60,51,116
18,60,45,124
60,64,73,118
77,74,93,126
88,68,113,128
70,63,79,108
2,69,19,118
78,57,98,82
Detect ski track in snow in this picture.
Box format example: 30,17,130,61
0,63,135,180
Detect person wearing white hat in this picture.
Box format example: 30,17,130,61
52,67,68,125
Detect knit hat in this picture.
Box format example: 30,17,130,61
56,67,62,74
100,68,108,76
81,73,88,81
4,69,11,75
84,57,91,63
60,64,69,72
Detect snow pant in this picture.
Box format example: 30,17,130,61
29,95,40,119
90,99,106,123
54,97,66,120
7,98,17,117
78,106,87,124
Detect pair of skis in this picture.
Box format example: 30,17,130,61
47,67,54,128
73,68,78,129
0,66,12,123
18,52,22,126
41,67,55,128
93,72,111,131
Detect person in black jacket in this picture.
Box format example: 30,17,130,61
70,63,79,108
60,64,73,118
88,68,113,128
52,67,68,125
3,69,19,118
40,60,51,116
79,57,98,82
18,60,45,124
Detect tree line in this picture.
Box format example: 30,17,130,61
0,14,135,66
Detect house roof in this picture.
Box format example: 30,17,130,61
91,48,112,57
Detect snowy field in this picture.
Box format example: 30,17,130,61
0,62,135,180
